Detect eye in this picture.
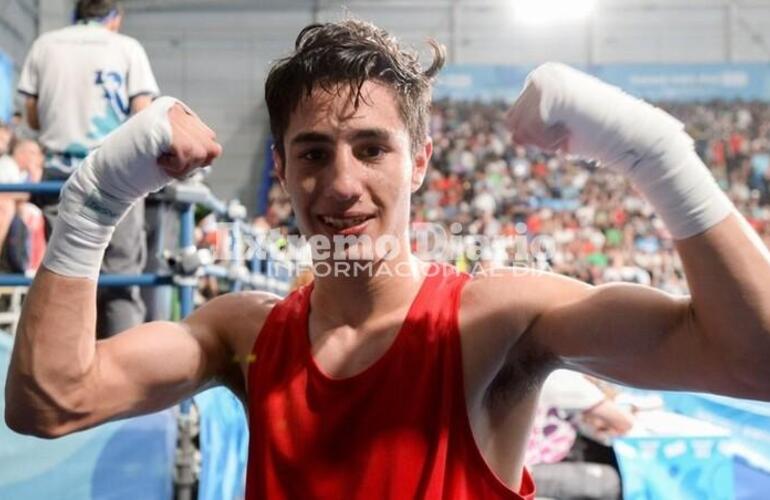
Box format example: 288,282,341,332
299,149,328,163
357,144,388,161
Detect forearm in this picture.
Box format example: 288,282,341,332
5,268,98,434
4,97,224,437
517,64,770,397
6,98,180,435
25,97,39,131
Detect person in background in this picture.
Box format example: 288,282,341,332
17,0,160,337
0,139,44,273
527,370,634,500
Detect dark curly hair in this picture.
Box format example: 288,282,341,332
265,19,445,159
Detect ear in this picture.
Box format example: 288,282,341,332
107,14,123,32
410,137,432,193
272,146,288,194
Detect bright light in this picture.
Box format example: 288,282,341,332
513,0,597,26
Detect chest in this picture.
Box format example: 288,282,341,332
307,318,405,379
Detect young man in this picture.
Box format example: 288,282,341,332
6,19,770,499
17,0,159,337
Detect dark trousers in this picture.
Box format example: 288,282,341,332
531,436,623,500
531,462,621,500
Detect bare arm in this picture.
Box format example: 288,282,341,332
4,100,235,437
516,213,770,399
4,268,273,438
486,63,770,401
24,96,39,131
130,94,153,115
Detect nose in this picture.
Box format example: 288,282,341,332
326,148,364,203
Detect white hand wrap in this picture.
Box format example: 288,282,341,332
43,97,179,280
529,62,733,239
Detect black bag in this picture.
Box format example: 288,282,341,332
0,215,29,273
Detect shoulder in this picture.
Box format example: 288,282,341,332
26,30,58,54
459,267,590,403
186,291,281,353
461,266,591,336
189,290,281,335
180,291,281,397
459,268,590,366
43,25,85,43
113,33,148,53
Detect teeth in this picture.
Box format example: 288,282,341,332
321,216,369,229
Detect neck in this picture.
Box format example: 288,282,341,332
311,249,428,328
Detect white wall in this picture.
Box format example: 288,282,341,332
0,0,37,73
121,10,314,209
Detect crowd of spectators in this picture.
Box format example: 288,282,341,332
258,99,770,295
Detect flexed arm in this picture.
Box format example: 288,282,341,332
502,64,770,399
4,99,227,437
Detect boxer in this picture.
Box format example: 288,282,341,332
7,19,770,499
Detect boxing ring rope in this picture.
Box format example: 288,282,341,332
0,180,290,295
0,179,291,500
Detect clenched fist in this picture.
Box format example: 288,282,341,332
159,103,222,179
505,76,570,153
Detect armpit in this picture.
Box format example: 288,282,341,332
483,328,558,410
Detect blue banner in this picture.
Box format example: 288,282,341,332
435,63,770,102
0,334,176,500
663,393,770,474
614,434,734,500
0,51,12,123
195,387,249,500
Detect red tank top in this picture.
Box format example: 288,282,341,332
245,263,535,499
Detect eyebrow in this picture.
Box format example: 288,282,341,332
289,128,392,146
290,132,332,146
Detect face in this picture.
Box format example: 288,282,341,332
275,80,432,262
14,142,43,181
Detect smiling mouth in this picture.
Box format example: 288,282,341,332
319,214,374,230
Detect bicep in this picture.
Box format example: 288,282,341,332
91,319,226,423
45,291,268,435
529,280,723,392
37,317,229,436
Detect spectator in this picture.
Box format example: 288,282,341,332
0,139,44,273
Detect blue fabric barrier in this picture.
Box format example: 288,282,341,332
0,334,176,500
663,393,770,473
614,433,734,500
0,51,12,123
195,387,249,500
663,392,770,500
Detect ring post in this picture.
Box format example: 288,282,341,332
175,202,197,500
